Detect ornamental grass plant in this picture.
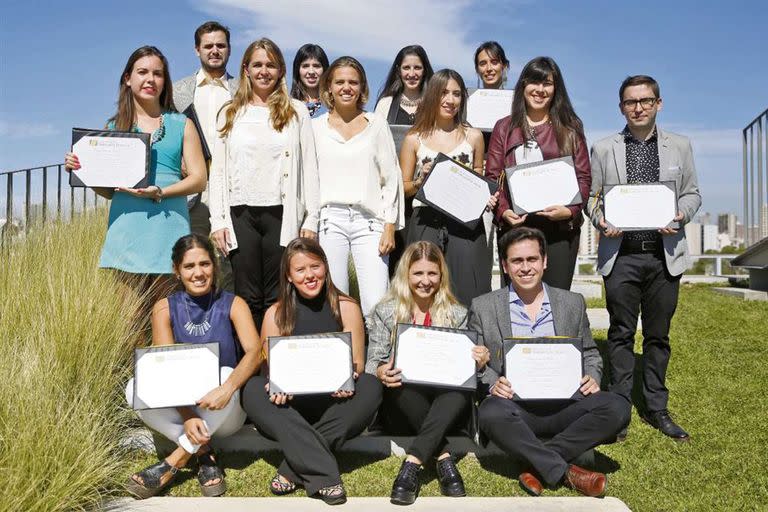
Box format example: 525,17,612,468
0,210,144,512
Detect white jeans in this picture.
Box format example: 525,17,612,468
125,366,246,454
319,205,389,316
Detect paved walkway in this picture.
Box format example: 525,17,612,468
109,496,631,511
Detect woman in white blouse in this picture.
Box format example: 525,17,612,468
209,38,320,330
312,56,404,315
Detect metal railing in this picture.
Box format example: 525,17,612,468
1,164,102,236
575,254,742,277
743,108,768,247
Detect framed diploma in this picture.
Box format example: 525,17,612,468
414,152,499,229
389,124,410,157
69,128,150,188
182,104,212,162
505,156,581,214
503,337,583,400
133,342,220,410
465,88,515,131
268,332,354,395
393,324,478,391
602,181,679,231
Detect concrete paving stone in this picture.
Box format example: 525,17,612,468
108,496,632,511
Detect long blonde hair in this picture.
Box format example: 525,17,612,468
219,38,296,136
384,241,461,327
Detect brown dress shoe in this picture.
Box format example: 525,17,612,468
518,471,543,496
564,465,606,497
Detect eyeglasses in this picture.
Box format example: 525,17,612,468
621,97,658,110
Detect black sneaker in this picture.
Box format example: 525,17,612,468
390,460,421,505
436,456,466,497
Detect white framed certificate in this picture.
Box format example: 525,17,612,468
393,324,478,390
466,88,515,131
70,128,150,188
268,332,354,395
133,342,220,410
602,182,678,231
503,337,583,400
505,156,581,214
414,152,499,228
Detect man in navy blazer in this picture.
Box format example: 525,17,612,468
587,75,701,442
470,227,629,497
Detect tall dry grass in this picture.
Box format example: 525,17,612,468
0,210,145,512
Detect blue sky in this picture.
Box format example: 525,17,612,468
1,0,766,219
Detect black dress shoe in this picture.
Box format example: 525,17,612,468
436,456,466,497
390,460,421,505
642,410,690,441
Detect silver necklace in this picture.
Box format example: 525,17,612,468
183,292,214,337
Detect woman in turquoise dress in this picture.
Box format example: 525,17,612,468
65,46,206,295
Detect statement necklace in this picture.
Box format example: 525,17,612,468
400,95,421,109
183,291,214,337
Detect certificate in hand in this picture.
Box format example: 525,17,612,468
394,324,478,390
503,337,583,400
70,128,150,188
602,182,679,231
415,152,499,229
268,332,354,395
505,156,581,214
466,88,515,131
133,342,220,410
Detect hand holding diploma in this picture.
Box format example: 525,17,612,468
658,212,684,236
196,382,235,411
579,375,600,396
377,360,403,388
598,218,623,238
535,204,572,221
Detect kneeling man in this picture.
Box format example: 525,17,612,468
470,227,630,497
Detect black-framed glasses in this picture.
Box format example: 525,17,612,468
621,97,658,110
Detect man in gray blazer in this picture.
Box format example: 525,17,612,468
587,75,701,442
471,227,629,497
173,21,238,237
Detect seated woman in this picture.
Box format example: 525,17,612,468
366,241,490,505
242,237,382,505
125,234,262,499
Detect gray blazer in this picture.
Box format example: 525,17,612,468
365,299,468,375
172,72,238,114
467,285,602,389
586,127,702,276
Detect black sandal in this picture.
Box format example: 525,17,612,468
315,483,347,505
125,460,178,500
197,450,227,497
270,473,297,496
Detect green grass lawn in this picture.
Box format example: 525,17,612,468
127,284,768,511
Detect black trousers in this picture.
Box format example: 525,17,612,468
603,251,681,412
241,374,383,495
382,385,471,462
498,225,580,291
229,205,284,331
479,393,630,486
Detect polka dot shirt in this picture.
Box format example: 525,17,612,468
623,126,660,241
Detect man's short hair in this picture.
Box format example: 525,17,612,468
194,21,230,47
499,227,547,260
619,75,660,101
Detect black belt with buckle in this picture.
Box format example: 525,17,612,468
620,239,659,254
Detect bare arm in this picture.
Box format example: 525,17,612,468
399,133,421,198
150,298,174,346
340,298,366,375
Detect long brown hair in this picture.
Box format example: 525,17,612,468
275,238,353,336
109,46,175,131
219,38,296,136
508,56,584,156
410,69,468,138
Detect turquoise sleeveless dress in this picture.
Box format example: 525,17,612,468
99,112,190,274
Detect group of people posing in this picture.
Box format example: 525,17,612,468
64,19,701,506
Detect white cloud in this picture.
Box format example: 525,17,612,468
198,0,480,75
0,120,59,138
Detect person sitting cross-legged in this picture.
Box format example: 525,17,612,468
470,227,630,497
